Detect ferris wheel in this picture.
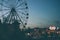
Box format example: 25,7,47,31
0,0,29,28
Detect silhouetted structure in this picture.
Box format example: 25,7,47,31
0,0,29,40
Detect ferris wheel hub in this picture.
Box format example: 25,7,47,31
11,8,16,12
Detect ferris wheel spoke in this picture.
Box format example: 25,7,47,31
17,13,28,19
5,12,12,23
21,19,27,25
16,6,28,10
15,0,20,7
18,11,28,16
20,16,28,22
16,1,25,8
17,8,26,10
9,13,17,23
20,14,29,20
7,13,12,22
2,0,9,6
15,0,23,7
16,13,25,26
2,5,10,8
0,9,10,11
3,9,10,10
17,10,29,19
2,11,10,17
0,3,10,8
17,9,27,13
17,12,26,19
17,13,28,23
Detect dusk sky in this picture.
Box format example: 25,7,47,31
0,0,60,28
27,0,60,28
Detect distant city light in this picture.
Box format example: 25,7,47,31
49,25,56,30
27,33,30,35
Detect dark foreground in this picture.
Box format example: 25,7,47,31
0,20,60,40
0,29,60,40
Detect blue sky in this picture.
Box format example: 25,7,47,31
27,0,60,28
